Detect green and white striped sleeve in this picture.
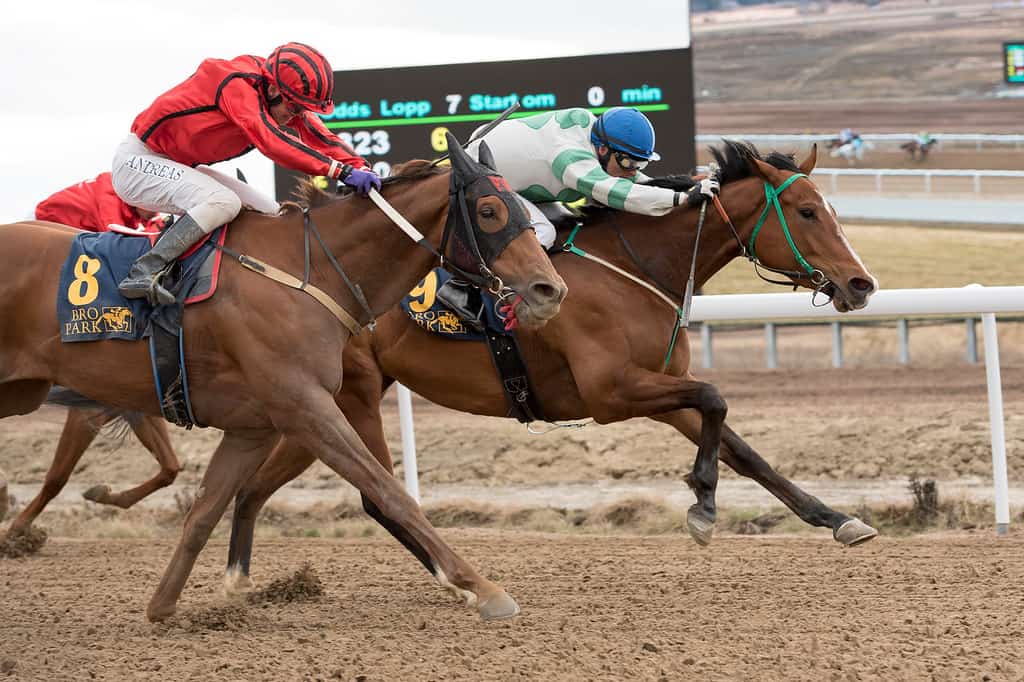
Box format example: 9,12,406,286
552,148,681,216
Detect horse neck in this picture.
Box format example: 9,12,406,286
307,173,449,319
593,177,766,293
691,176,773,287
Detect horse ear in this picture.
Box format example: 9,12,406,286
798,144,817,175
445,131,474,181
477,141,498,173
747,156,782,185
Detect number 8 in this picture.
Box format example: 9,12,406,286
68,255,101,305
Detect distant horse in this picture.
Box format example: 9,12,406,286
222,140,880,591
0,137,566,622
829,136,873,165
900,138,937,162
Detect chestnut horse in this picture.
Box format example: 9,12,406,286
222,141,880,589
2,409,178,539
0,138,566,621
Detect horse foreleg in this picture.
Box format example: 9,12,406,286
584,367,727,546
226,435,309,589
227,373,399,588
278,389,519,620
5,407,100,537
651,410,877,546
147,429,278,622
83,416,181,509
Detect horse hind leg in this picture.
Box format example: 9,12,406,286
0,379,51,418
652,410,877,546
147,429,279,622
226,436,310,592
5,407,100,538
0,469,9,522
83,416,181,509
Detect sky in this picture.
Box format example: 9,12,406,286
0,0,690,221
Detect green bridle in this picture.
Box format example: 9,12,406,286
743,173,824,285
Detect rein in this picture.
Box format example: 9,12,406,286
213,209,372,335
560,171,833,373
216,170,519,334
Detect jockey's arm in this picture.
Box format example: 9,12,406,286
295,114,369,171
556,149,680,216
218,79,353,180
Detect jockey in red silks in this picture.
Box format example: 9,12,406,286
112,42,381,305
36,172,161,232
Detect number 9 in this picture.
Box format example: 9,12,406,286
408,271,438,313
430,127,450,153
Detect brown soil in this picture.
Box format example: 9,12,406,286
2,362,1021,493
1,533,1021,680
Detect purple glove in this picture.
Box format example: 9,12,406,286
342,167,382,196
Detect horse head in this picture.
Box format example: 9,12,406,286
721,141,877,312
445,134,566,327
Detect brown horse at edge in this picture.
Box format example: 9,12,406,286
0,139,567,622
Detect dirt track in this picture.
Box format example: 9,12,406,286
4,363,1020,499
1,532,1022,680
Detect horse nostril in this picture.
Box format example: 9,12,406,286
849,277,875,294
529,281,562,304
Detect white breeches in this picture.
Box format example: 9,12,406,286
111,134,279,233
519,196,561,250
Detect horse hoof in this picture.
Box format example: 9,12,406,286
477,591,520,621
146,601,176,623
687,506,715,547
834,518,878,546
223,566,254,595
82,485,111,504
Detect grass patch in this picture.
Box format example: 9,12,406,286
703,224,1024,295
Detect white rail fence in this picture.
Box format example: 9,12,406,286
396,285,1021,535
697,133,1024,151
700,316,1010,370
810,167,1024,194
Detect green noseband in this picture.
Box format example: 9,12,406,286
747,173,817,278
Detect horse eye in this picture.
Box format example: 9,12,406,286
480,206,496,218
798,207,815,219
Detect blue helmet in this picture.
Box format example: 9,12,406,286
591,107,661,161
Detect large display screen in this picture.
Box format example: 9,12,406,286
274,48,695,200
1006,42,1024,84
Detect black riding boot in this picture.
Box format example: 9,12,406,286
118,213,207,305
435,279,484,329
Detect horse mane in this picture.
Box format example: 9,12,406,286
707,139,801,183
572,139,800,224
291,160,447,209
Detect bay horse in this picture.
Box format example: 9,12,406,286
221,140,880,591
900,137,937,163
0,138,566,622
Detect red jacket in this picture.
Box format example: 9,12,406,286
35,173,144,231
131,55,366,179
